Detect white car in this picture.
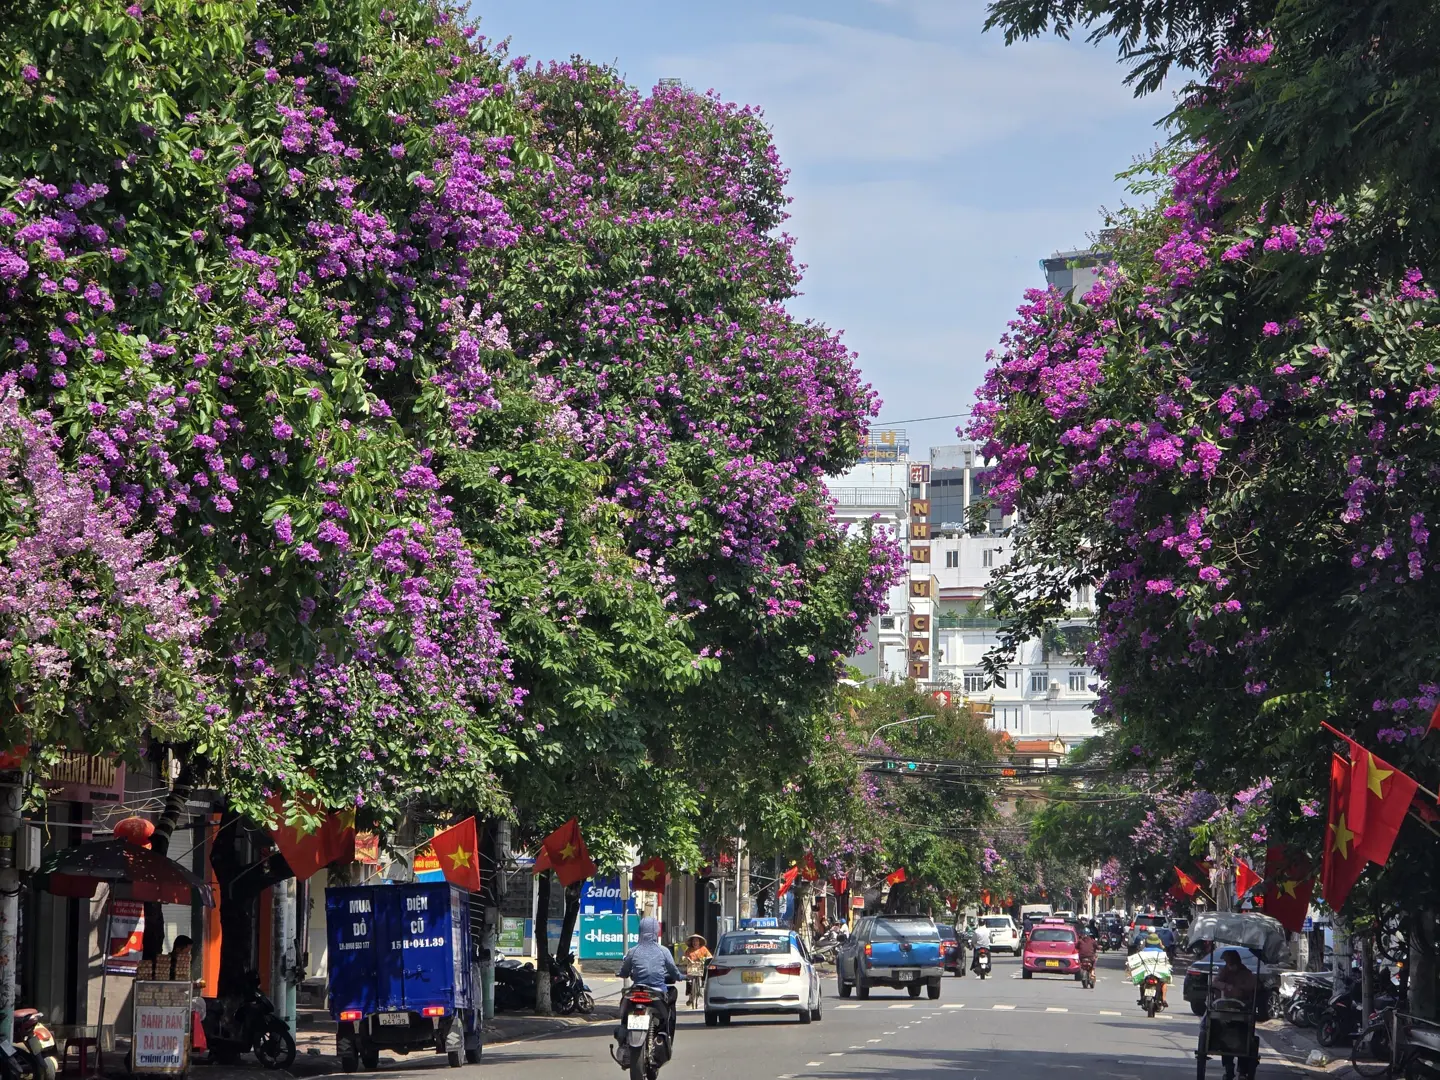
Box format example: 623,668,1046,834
704,928,823,1026
977,915,1021,955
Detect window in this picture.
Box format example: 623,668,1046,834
982,548,997,568
963,671,988,694
1068,671,1087,693
945,550,959,568
1030,672,1048,694
879,616,895,630
1074,583,1093,606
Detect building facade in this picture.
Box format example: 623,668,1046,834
828,439,1102,750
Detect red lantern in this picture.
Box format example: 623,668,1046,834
114,816,155,848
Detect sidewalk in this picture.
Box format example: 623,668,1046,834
1257,1017,1357,1076
188,981,625,1080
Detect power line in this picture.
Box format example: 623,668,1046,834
871,411,973,426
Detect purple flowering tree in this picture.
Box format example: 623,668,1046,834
969,38,1440,919
0,374,205,756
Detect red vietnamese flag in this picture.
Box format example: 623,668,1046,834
1174,866,1201,897
1348,743,1420,868
630,856,669,894
1322,753,1367,909
538,818,597,887
1263,845,1314,934
885,867,907,887
1234,860,1261,900
1431,701,1440,734
430,816,482,892
777,865,799,898
798,853,819,882
830,874,848,896
269,795,356,881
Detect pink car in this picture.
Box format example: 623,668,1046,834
1022,924,1080,980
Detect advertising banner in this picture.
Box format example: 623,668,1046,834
132,981,191,1074
106,899,145,975
580,875,635,915
576,914,641,960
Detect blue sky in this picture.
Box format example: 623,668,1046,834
472,0,1171,456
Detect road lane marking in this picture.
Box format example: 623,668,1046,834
1046,1007,1069,1013
867,1039,882,1043
1100,1010,1122,1016
992,1004,1015,1010
942,1003,965,1009
887,1003,914,1009
828,1052,844,1057
805,1063,821,1067
835,1004,861,1010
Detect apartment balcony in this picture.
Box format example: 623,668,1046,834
827,486,909,513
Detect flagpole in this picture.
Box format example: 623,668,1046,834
1320,721,1440,802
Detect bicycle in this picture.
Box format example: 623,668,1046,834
1351,1007,1395,1078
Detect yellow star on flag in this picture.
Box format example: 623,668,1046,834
1278,879,1299,899
641,865,659,881
1363,753,1394,799
558,841,578,861
448,847,472,869
1329,813,1356,859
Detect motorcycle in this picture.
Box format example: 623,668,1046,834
812,923,849,965
1318,978,1365,1049
1281,974,1332,1029
552,954,595,1016
1080,956,1096,990
1139,973,1166,1018
202,973,297,1070
612,985,675,1080
972,945,991,980
4,1011,57,1080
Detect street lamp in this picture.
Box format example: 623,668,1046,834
869,715,935,747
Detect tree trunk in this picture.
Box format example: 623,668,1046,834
556,882,581,964
534,871,552,1015
210,804,294,999
1412,910,1438,1021
1307,926,1326,971
737,850,751,921
144,759,194,957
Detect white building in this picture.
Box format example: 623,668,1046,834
827,435,1103,750
828,448,913,683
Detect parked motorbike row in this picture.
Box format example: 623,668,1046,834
494,955,595,1016
1277,968,1440,1078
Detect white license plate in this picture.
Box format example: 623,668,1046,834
626,1014,651,1030
896,970,918,982
1142,986,1155,998
741,970,766,984
378,1012,409,1026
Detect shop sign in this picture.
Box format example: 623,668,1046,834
132,981,191,1074
46,753,125,804
576,914,640,960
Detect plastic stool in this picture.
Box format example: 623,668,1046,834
61,1037,100,1076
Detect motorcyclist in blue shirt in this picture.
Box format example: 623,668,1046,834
619,917,682,1044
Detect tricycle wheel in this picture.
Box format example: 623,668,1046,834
360,1047,380,1071
340,1054,359,1074
447,1050,462,1068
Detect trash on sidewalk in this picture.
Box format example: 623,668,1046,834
1305,1049,1329,1066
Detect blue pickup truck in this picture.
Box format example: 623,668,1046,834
836,914,945,1000
326,882,483,1071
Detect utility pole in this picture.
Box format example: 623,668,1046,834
273,879,297,1030
0,772,19,1046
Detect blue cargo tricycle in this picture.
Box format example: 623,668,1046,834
326,882,483,1071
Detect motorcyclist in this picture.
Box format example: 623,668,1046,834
970,920,991,976
618,917,682,1046
1137,931,1171,1007
1076,925,1098,981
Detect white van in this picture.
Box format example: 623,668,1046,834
977,914,1021,955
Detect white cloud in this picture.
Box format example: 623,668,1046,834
659,14,1154,166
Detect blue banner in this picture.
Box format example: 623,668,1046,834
580,875,635,915
577,914,641,960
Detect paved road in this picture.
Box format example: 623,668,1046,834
362,952,1307,1078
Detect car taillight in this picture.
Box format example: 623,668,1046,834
775,964,802,976
707,966,732,978
339,1010,362,1022
422,1006,445,1017
863,943,872,957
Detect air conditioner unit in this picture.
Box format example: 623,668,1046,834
1047,681,1061,700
